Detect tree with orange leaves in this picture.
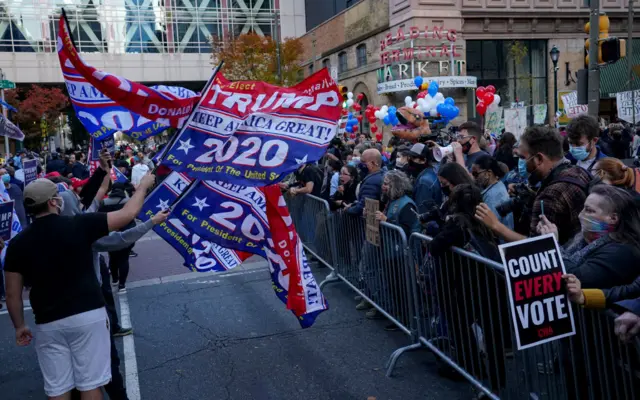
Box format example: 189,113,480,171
211,33,304,86
4,85,69,138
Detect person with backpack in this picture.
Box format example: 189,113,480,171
475,125,591,245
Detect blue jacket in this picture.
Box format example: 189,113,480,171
413,167,442,214
617,298,640,316
346,170,384,216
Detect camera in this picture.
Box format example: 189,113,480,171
496,183,536,217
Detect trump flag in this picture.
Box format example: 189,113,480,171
160,70,341,186
138,171,251,272
58,12,201,129
171,180,328,327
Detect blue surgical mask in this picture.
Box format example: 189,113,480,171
569,145,590,161
518,158,529,178
2,174,10,184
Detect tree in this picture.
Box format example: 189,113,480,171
4,85,69,139
211,33,304,86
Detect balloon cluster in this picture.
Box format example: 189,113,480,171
345,112,359,134
340,91,384,142
475,85,501,116
363,105,382,141
413,80,460,122
374,105,400,127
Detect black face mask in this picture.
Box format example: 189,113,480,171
461,140,472,154
409,160,427,173
442,186,451,197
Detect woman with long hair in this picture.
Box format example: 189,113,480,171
472,155,514,231
494,132,517,171
330,165,358,211
592,157,640,195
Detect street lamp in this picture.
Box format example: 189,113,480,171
549,45,560,115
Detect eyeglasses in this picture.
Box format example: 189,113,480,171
472,169,489,178
456,135,472,141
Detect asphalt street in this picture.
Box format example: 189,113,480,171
0,232,471,400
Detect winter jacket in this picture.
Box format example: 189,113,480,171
346,170,384,216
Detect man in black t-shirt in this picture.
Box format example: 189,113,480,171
279,163,324,198
4,173,155,399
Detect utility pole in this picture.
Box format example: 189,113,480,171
588,0,601,117
0,68,9,157
628,0,635,124
275,10,282,85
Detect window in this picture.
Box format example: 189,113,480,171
466,39,547,123
308,63,314,76
322,58,331,70
338,52,348,73
356,44,367,67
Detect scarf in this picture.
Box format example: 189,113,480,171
562,233,612,267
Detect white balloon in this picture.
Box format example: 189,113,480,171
426,99,436,110
420,104,430,113
347,92,354,100
430,109,439,117
417,98,426,107
411,101,416,108
346,99,354,107
374,110,382,119
493,94,501,105
435,93,444,102
381,105,389,113
405,96,413,106
425,94,434,102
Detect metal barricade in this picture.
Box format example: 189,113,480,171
286,196,640,398
285,194,336,270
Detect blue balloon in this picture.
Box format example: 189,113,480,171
444,97,455,106
346,125,353,133
414,76,424,88
388,106,397,115
436,103,445,115
348,112,353,119
450,106,460,119
428,81,439,97
347,118,357,126
383,115,391,125
390,116,399,126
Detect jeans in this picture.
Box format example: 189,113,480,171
109,246,133,286
100,255,121,333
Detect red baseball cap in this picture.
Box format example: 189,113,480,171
71,178,89,189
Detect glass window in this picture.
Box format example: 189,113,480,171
322,58,331,70
308,63,314,76
338,52,347,73
356,44,367,67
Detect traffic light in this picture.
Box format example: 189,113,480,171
584,14,626,65
338,85,349,101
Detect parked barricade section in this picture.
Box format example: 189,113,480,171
285,194,335,268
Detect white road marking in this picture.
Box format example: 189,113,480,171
119,292,141,400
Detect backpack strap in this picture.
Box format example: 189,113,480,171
552,176,589,195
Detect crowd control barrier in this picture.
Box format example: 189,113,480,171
286,193,640,399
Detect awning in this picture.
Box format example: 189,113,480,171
600,39,640,99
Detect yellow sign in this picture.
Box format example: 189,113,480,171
557,90,575,126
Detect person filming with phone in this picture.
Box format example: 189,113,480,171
474,125,591,245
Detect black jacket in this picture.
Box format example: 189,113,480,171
565,240,640,290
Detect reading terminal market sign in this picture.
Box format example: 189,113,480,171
376,25,477,94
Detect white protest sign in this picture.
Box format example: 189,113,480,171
504,108,527,140
560,91,588,119
616,90,640,123
499,234,576,350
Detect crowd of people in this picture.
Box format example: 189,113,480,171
0,142,163,399
283,114,640,396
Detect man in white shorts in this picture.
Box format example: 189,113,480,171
4,173,154,399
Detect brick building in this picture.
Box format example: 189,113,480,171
298,0,639,140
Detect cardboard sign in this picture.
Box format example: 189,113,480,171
0,200,15,241
23,159,38,186
504,108,527,140
365,198,380,246
499,234,576,350
616,90,640,124
533,104,547,125
485,107,503,137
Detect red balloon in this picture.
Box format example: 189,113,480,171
370,125,378,133
476,101,487,116
357,115,363,122
352,125,359,132
417,91,427,99
375,133,383,142
368,117,376,124
350,133,356,139
341,109,347,116
476,86,486,100
353,104,362,111
483,92,495,105
486,85,496,94
357,93,364,101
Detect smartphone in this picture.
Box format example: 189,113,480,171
540,200,545,217
101,148,112,168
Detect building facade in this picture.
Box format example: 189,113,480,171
299,0,639,139
0,0,306,83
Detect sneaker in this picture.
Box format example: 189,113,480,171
111,279,119,287
354,295,362,302
366,308,381,319
0,295,5,302
113,327,133,337
384,323,399,331
129,250,138,258
356,300,371,311
117,285,127,294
